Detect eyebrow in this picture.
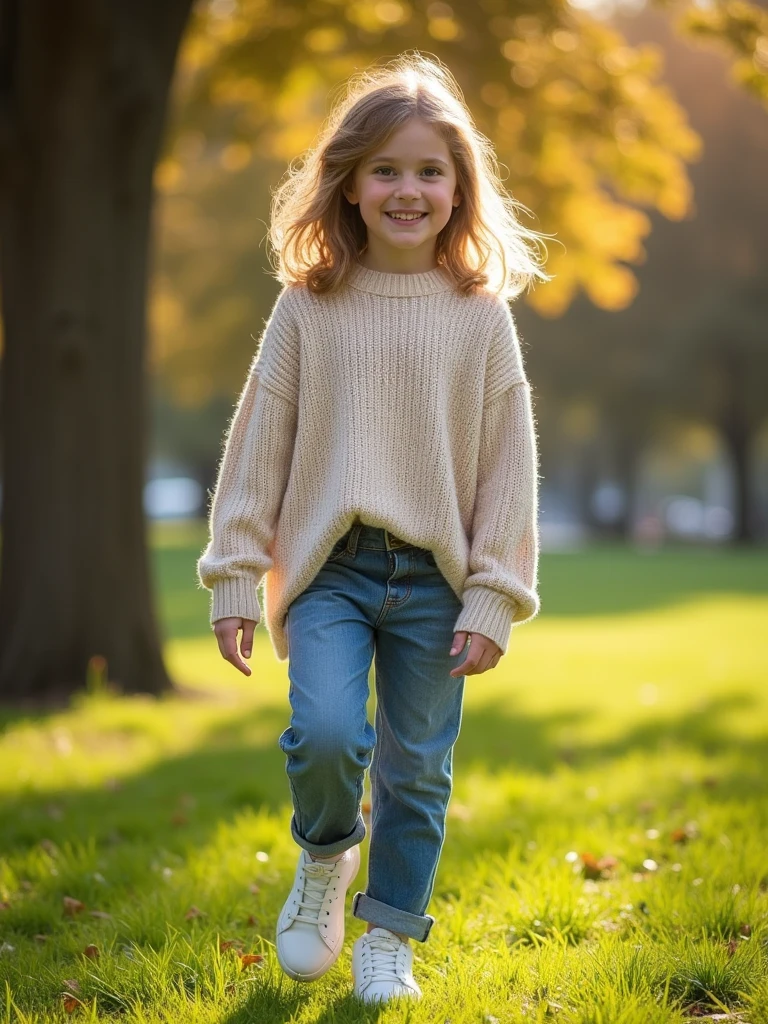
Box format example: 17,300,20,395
364,156,449,167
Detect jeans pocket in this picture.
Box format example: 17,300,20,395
326,536,349,562
327,530,357,563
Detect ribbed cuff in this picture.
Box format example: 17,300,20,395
453,585,517,655
210,577,262,625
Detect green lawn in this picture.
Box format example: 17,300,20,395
1,522,766,1023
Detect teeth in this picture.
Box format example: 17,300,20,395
388,212,425,220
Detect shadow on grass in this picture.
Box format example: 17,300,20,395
224,990,386,1024
1,690,765,868
1,689,766,1017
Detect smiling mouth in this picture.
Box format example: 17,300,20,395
385,212,427,222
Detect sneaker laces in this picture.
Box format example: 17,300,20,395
360,932,407,984
291,860,338,924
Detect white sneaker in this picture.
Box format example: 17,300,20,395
275,845,360,981
351,927,423,1003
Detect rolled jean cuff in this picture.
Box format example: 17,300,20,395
289,812,366,858
351,891,435,943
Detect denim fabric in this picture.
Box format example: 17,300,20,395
280,523,466,942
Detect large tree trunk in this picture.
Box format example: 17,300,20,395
0,0,193,703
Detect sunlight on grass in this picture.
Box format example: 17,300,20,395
1,545,766,1022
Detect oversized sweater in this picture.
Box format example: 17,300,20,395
196,261,540,661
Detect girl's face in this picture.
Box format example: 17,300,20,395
343,117,461,271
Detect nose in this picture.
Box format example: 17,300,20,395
394,174,422,199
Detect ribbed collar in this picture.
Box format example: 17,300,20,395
348,260,454,297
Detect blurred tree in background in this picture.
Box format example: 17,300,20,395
0,0,766,700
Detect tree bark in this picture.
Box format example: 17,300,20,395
0,0,193,703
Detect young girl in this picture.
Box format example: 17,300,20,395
197,51,549,1004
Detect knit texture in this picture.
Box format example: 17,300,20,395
197,261,540,660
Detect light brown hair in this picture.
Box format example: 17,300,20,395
268,51,552,299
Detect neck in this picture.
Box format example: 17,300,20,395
357,255,440,274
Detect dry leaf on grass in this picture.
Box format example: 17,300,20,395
239,953,264,969
580,852,618,880
63,897,85,916
220,939,245,953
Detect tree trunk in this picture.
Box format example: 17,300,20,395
0,0,193,703
717,348,753,545
612,431,641,541
720,417,752,545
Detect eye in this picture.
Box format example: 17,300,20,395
372,166,442,177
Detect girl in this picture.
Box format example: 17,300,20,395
197,51,549,1004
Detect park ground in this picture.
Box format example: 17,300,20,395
1,524,767,1023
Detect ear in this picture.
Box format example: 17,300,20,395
343,182,359,205
452,192,461,207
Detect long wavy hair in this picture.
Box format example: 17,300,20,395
268,51,552,299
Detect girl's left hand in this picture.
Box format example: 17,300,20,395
449,631,502,676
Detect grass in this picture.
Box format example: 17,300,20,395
0,521,766,1023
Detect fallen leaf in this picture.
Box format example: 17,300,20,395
63,896,85,916
62,994,81,1013
579,852,617,879
89,910,112,920
34,934,48,943
739,923,752,937
580,852,601,879
248,884,260,895
239,953,264,969
184,905,206,920
83,944,99,959
246,915,258,927
220,939,245,953
63,980,80,991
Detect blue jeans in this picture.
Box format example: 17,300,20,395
280,523,466,942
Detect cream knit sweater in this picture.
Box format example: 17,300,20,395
197,261,539,661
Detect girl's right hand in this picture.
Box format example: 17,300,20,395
213,617,258,676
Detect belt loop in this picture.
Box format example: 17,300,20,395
348,523,362,556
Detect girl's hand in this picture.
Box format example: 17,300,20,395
449,631,502,676
213,616,258,676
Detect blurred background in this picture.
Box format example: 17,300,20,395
0,0,767,696
145,0,768,550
